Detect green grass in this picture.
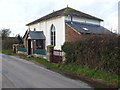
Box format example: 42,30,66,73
27,56,120,87
29,56,58,68
0,49,27,57
58,63,119,87
1,49,119,87
0,49,13,55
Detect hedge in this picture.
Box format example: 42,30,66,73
62,34,120,75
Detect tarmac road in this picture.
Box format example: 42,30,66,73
2,54,93,89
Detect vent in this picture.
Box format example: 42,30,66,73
83,27,88,31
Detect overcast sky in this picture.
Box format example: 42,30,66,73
0,0,119,36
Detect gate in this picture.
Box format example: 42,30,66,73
50,49,63,63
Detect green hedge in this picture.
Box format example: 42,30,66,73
62,35,120,75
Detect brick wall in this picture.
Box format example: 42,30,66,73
65,24,82,42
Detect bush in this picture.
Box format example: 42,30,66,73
2,37,18,50
62,42,76,63
62,34,120,75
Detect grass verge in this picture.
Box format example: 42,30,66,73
1,49,119,88
0,49,13,55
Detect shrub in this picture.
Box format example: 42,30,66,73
62,34,120,75
2,37,18,50
62,42,76,63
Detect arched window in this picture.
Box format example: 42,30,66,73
50,24,56,46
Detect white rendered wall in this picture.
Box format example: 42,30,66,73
28,15,101,50
29,24,39,31
45,16,65,50
65,16,100,25
28,16,65,50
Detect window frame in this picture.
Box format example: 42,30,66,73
50,24,56,46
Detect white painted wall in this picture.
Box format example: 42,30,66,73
28,16,65,50
65,16,100,25
29,24,39,31
45,16,65,50
28,15,101,50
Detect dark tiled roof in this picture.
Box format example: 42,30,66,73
26,7,103,26
66,21,112,34
29,31,45,39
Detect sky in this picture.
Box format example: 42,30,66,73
0,0,119,37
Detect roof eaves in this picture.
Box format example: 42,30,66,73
69,8,104,21
26,7,104,26
23,30,29,39
26,8,67,26
26,15,64,26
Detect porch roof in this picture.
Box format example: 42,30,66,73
29,31,46,39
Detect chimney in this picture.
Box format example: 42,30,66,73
28,28,31,31
67,4,69,7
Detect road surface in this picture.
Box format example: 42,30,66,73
2,54,93,88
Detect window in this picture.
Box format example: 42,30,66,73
50,24,56,46
36,40,44,49
83,27,88,31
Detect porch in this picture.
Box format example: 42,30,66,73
23,31,46,55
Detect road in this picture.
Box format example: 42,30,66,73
2,54,93,88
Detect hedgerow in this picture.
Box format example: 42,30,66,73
62,34,120,75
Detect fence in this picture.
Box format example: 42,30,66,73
50,49,63,63
17,48,46,55
17,48,27,52
34,49,46,55
17,47,64,63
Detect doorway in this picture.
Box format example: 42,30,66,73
28,39,31,55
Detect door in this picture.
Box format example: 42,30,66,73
28,39,31,55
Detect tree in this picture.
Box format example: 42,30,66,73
1,29,11,40
16,34,23,44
